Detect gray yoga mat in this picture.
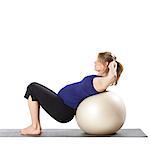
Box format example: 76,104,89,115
0,128,147,137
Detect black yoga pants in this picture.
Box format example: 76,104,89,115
24,82,76,123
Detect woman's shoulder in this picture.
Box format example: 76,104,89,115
92,75,103,92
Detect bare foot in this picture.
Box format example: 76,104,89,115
20,125,42,135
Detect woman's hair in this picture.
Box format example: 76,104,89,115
97,51,124,85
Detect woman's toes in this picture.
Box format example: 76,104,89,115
20,129,26,135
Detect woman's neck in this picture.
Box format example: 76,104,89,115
97,71,108,77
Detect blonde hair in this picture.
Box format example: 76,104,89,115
97,51,124,85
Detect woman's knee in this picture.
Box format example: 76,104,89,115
27,82,39,89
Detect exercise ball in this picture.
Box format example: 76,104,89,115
75,91,126,135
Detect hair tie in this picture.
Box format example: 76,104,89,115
111,53,117,61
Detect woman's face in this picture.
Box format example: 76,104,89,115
94,58,109,76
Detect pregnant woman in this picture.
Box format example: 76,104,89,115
20,51,123,135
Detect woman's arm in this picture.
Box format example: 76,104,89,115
97,61,117,92
97,74,116,92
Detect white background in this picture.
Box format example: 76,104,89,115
0,0,150,149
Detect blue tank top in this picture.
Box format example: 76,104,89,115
57,74,101,109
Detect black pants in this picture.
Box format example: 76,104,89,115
24,82,76,123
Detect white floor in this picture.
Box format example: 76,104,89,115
0,136,150,150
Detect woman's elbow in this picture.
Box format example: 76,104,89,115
97,85,107,92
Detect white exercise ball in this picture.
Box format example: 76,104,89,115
75,91,126,135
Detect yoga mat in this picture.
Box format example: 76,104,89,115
0,128,147,137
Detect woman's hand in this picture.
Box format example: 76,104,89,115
108,61,117,85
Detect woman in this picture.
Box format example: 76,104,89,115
20,51,123,135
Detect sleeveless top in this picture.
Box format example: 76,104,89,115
57,74,102,109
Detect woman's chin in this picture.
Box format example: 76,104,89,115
96,71,102,75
